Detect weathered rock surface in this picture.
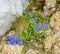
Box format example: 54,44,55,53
0,0,29,36
50,11,60,30
44,31,60,52
0,43,24,54
24,41,45,54
2,44,24,54
26,49,39,54
43,0,56,16
44,10,60,54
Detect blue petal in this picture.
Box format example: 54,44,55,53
9,39,17,45
35,24,40,27
34,24,40,31
34,27,40,31
7,41,12,45
9,39,16,43
18,40,22,45
6,35,14,41
12,42,16,45
42,22,48,26
13,36,18,41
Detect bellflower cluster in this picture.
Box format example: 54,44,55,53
6,35,22,45
42,21,48,26
34,24,40,31
42,21,48,30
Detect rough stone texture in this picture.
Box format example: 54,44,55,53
44,10,60,54
0,0,29,36
50,11,60,30
24,41,45,54
43,0,56,16
44,31,60,53
0,43,24,54
2,44,24,54
26,49,39,54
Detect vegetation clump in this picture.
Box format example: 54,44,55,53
11,11,50,45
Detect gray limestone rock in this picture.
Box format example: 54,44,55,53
0,0,29,36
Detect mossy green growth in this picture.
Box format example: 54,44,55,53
11,11,50,45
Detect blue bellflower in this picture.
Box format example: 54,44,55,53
18,40,22,45
42,21,48,26
7,41,12,45
7,39,17,45
42,21,48,30
13,36,18,41
10,39,17,45
34,24,40,31
6,35,18,45
6,35,14,41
